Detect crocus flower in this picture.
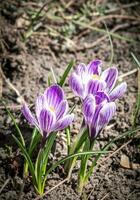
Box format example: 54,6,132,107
83,92,116,139
69,60,127,101
22,84,74,138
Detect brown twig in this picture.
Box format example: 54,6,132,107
118,69,138,81
105,2,139,14
0,178,11,194
0,66,24,104
97,139,133,168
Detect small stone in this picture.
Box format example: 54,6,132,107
120,154,130,169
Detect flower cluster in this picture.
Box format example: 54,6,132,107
69,60,127,139
22,60,127,141
20,59,127,195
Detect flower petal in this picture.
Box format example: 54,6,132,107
95,91,110,105
35,95,48,119
44,84,64,109
83,94,96,124
56,100,69,120
101,67,118,92
87,60,102,75
53,114,74,132
76,63,87,75
38,109,55,137
89,102,116,139
97,102,116,134
87,79,106,95
109,82,127,101
22,104,37,126
69,72,84,98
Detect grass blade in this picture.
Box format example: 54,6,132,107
2,101,25,147
47,150,109,175
12,135,36,184
131,52,140,69
58,60,74,87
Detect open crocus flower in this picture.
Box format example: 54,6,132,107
83,92,116,140
22,84,74,138
69,60,127,101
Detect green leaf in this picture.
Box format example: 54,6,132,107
64,127,88,178
2,101,25,147
66,127,71,154
79,137,90,179
35,133,56,194
131,52,140,69
35,148,44,192
12,135,36,185
41,133,56,175
58,60,74,87
28,128,41,156
47,150,109,175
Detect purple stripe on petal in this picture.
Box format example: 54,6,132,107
109,82,127,101
97,102,116,134
22,104,37,126
69,72,84,98
89,125,97,140
101,67,118,92
87,79,106,95
83,95,96,124
44,84,64,109
76,63,87,75
35,95,48,118
39,109,55,137
56,100,68,120
95,91,110,105
87,60,102,75
53,114,74,132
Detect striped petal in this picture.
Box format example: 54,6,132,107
69,72,84,98
109,82,127,101
53,114,74,132
89,102,116,139
22,104,37,126
56,100,69,120
87,60,102,75
35,95,48,119
83,95,96,124
76,63,87,75
87,79,106,95
44,84,64,110
101,67,118,92
38,109,55,137
95,91,110,105
97,102,116,134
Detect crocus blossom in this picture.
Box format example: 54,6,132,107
22,84,74,138
83,92,116,139
69,60,127,100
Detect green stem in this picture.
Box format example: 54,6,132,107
23,161,29,177
64,128,88,179
77,139,94,194
66,127,71,155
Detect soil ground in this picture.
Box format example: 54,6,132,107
0,0,140,200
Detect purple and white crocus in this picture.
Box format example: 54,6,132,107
22,84,74,138
83,92,116,139
69,60,127,101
